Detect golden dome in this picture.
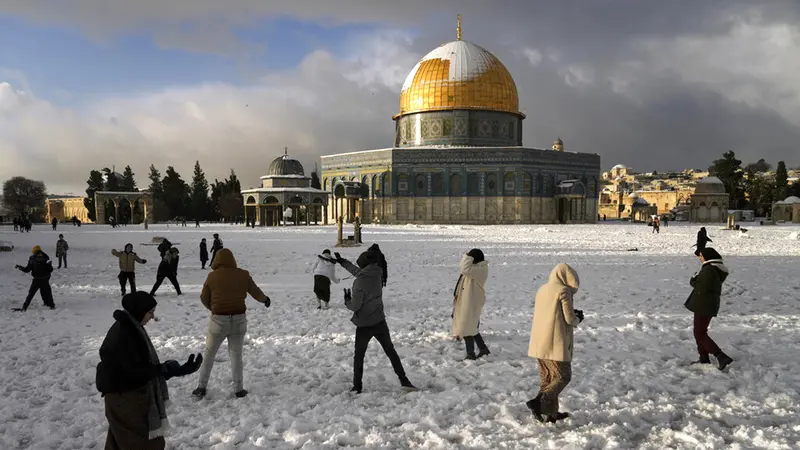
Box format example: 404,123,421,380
396,36,522,119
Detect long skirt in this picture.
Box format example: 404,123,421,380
313,275,331,302
104,385,166,450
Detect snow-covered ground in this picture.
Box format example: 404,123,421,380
1,222,799,449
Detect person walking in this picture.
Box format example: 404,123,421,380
193,248,270,399
51,217,58,231
96,292,202,450
209,234,223,266
199,238,209,269
113,244,147,296
14,245,55,311
56,234,69,269
311,249,339,309
694,227,712,256
526,263,584,423
150,247,181,296
452,249,491,360
334,249,416,393
684,248,733,370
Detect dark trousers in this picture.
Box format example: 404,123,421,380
464,333,489,356
693,314,722,357
201,259,207,269
210,251,218,266
353,320,406,388
58,254,67,268
150,273,181,295
118,271,136,294
23,279,54,309
313,275,331,302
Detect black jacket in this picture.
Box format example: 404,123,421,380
157,239,172,258
199,242,209,261
96,310,159,395
685,260,729,317
18,251,53,280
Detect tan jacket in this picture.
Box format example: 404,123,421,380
451,254,489,337
111,249,145,272
528,264,581,362
200,248,267,315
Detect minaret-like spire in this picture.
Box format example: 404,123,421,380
457,14,462,41
284,146,288,157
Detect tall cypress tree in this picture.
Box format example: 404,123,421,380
162,166,190,219
84,170,105,222
190,161,210,221
121,165,137,192
775,161,788,200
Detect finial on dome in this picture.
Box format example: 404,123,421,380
457,14,462,41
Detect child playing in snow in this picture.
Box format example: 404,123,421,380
200,238,209,269
311,249,339,309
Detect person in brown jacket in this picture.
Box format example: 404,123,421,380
112,243,147,296
526,263,584,424
192,248,270,399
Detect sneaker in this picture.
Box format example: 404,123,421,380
192,388,206,398
350,386,362,394
235,390,248,398
463,354,478,361
716,353,733,371
477,349,491,358
547,412,571,423
525,396,545,423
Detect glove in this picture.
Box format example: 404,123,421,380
160,360,182,380
334,252,344,264
15,265,23,270
142,259,147,264
574,309,584,323
180,353,203,375
264,296,271,308
344,288,352,302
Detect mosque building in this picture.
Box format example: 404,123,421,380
320,16,602,225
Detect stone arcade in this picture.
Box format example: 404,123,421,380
321,16,601,225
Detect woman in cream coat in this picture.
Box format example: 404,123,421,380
452,249,490,360
527,263,583,423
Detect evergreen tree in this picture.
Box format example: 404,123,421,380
210,169,242,222
708,151,745,209
162,166,190,219
745,158,771,173
775,161,788,200
311,170,321,190
121,165,137,192
147,165,163,198
83,170,105,222
102,167,121,191
190,160,210,221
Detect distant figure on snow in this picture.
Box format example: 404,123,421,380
209,234,223,266
652,216,660,234
56,234,69,269
150,247,181,296
694,227,712,256
684,248,733,370
452,249,491,360
311,249,339,309
527,263,584,424
51,217,58,231
112,244,147,296
199,238,209,269
14,245,55,311
193,248,270,399
334,248,417,394
96,292,202,450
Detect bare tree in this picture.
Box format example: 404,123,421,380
2,176,48,217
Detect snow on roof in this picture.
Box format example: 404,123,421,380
783,196,800,204
698,176,723,184
241,187,328,194
612,164,627,169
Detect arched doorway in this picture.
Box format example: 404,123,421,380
263,196,281,226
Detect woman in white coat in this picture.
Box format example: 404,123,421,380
311,249,339,309
527,263,583,423
452,249,490,360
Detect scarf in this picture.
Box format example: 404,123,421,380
125,311,170,440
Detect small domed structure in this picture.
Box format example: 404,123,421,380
268,153,305,177
783,196,800,204
690,176,729,223
633,197,650,206
694,176,726,194
612,164,627,170
553,137,564,152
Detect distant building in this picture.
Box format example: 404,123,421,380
689,177,729,223
46,197,92,223
772,196,800,223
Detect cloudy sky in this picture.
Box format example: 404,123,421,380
2,1,800,195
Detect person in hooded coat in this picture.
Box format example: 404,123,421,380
199,238,209,269
311,249,339,309
15,245,55,311
694,227,712,256
452,249,490,360
527,263,584,424
684,247,733,370
112,244,147,296
96,292,202,450
150,247,181,296
334,248,416,393
156,239,172,259
193,248,270,399
368,243,388,287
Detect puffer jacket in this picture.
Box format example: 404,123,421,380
200,248,267,315
19,251,53,280
340,259,385,327
685,259,729,317
112,248,146,272
311,255,339,283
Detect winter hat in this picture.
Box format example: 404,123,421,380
124,243,133,252
467,248,484,263
699,247,722,261
121,291,157,322
58,234,63,239
369,243,381,252
357,249,380,268
322,249,331,255
31,245,41,254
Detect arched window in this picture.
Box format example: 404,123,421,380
382,173,391,196
467,173,480,196
503,172,515,196
371,174,379,197
450,173,462,196
415,174,427,196
486,173,498,196
522,172,532,196
431,173,444,195
323,178,329,191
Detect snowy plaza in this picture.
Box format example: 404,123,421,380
1,222,799,449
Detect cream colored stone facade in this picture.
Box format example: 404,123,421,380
46,197,92,223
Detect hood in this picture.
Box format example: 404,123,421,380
357,249,381,268
169,247,180,255
124,243,133,253
703,260,729,282
467,248,485,264
211,248,237,270
356,264,383,278
548,263,580,293
121,291,157,322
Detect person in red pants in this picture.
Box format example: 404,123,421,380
684,247,733,370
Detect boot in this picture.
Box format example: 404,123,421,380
350,386,362,394
317,299,322,310
547,412,571,423
235,389,248,398
715,352,733,371
526,395,545,423
399,377,418,392
691,354,711,365
192,387,206,398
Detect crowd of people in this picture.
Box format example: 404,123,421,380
9,226,735,448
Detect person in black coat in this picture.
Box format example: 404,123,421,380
694,227,712,256
368,243,388,287
96,292,202,449
15,245,55,311
150,248,181,296
157,239,172,258
199,238,209,269
209,234,223,265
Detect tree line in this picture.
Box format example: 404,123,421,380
708,151,800,216
83,162,243,223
